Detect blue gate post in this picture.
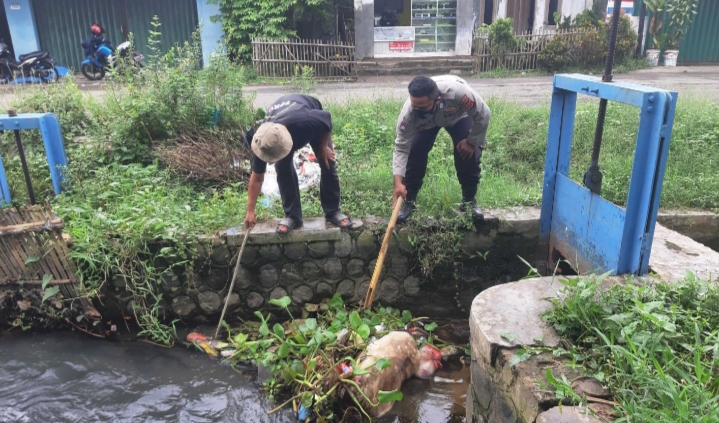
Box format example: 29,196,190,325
0,113,68,204
0,155,11,203
538,74,678,276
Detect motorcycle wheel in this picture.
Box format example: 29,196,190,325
0,63,12,84
81,63,105,81
32,59,58,83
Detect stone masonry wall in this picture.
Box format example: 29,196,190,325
101,208,542,324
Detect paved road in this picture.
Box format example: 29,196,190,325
2,66,718,111
248,66,719,108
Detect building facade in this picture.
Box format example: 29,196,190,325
355,0,597,59
1,0,223,69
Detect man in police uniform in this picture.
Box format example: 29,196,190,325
244,94,351,234
392,75,491,222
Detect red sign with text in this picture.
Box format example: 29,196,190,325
389,41,413,52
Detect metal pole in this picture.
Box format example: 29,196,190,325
635,3,647,58
583,0,623,195
8,109,36,205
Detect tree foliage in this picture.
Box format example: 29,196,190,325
208,0,349,62
208,0,296,61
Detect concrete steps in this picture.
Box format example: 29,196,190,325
357,56,476,76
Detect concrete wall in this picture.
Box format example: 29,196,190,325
456,0,478,55
561,0,593,17
101,210,540,323
3,0,40,57
496,0,507,19
467,210,719,423
196,0,224,67
533,0,548,31
354,0,375,59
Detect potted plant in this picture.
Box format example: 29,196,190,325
664,0,700,66
644,0,666,66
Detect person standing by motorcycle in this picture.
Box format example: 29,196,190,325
83,24,110,65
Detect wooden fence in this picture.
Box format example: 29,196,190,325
473,28,585,72
252,39,356,80
0,204,99,317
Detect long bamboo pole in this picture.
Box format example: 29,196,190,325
363,197,404,310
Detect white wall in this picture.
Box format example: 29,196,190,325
562,0,593,17
497,0,507,19
494,0,595,32
533,0,548,31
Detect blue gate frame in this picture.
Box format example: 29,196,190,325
539,74,678,276
0,113,67,204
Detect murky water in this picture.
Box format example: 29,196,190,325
0,332,468,423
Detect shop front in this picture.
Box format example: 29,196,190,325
373,0,459,57
355,0,475,59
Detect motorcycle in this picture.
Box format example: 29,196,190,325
80,38,146,81
0,39,58,84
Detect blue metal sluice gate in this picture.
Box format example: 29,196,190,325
539,74,678,276
0,113,67,205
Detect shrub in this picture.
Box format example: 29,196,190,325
537,35,572,73
574,25,607,69
614,11,638,63
538,11,636,73
487,18,519,57
97,23,254,164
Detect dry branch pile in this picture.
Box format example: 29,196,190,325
156,131,251,186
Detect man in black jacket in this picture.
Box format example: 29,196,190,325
244,94,351,234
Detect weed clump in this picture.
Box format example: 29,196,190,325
543,274,719,421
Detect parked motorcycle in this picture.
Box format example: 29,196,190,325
0,39,58,84
80,39,146,81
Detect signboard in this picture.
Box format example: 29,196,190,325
10,4,21,9
607,1,634,17
389,41,414,52
374,27,414,42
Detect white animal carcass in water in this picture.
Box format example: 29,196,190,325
350,331,442,418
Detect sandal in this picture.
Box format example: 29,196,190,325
277,218,302,234
326,212,352,229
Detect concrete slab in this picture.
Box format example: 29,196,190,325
469,277,563,366
649,222,719,282
658,210,719,251
481,207,719,282
536,406,605,423
226,217,343,246
487,207,541,237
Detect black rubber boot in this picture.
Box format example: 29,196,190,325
460,185,483,221
460,198,484,221
397,200,416,223
396,189,418,224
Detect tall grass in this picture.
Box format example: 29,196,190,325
322,96,719,219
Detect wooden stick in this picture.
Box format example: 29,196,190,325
0,278,73,285
363,197,403,310
0,218,64,236
214,228,251,340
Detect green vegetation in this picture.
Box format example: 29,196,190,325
324,96,719,219
543,274,719,422
2,22,718,343
224,293,449,421
1,25,256,343
539,10,638,73
207,0,352,62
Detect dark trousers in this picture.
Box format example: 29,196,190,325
404,116,483,200
275,140,341,224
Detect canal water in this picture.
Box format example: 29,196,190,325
0,331,468,423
